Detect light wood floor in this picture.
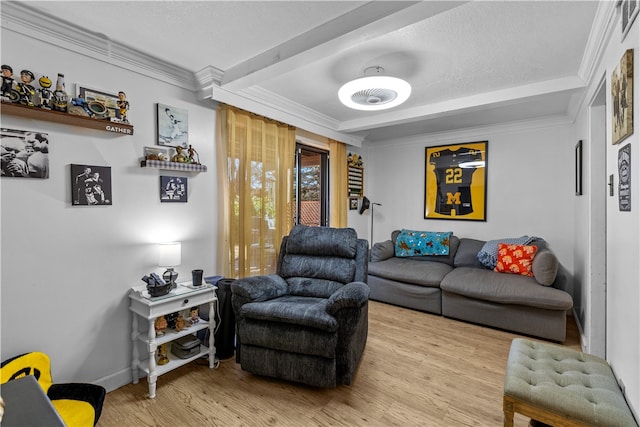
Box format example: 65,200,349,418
100,301,581,426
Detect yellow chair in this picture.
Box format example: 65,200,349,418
1,352,105,426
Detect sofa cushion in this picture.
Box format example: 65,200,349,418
494,243,538,277
440,267,573,310
477,236,539,269
367,257,453,287
389,230,459,266
241,295,338,332
370,240,395,262
395,229,453,257
532,249,559,286
454,238,486,268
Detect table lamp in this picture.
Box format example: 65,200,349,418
158,242,181,288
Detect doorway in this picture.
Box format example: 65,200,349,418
587,78,607,358
294,144,329,227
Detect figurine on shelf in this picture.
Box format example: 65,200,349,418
16,69,36,106
156,343,169,365
189,307,199,325
187,145,200,164
52,73,68,112
154,315,167,336
1,64,17,102
175,314,186,332
171,146,188,163
37,76,53,110
116,91,129,123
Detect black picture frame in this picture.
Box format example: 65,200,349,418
160,176,187,203
575,140,583,196
71,164,112,206
349,197,358,210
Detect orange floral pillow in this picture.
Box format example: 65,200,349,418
494,243,538,277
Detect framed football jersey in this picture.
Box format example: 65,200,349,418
424,141,488,221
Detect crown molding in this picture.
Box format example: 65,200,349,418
1,1,197,90
578,1,618,85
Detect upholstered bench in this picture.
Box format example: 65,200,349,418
503,338,637,427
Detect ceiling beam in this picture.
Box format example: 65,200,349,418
338,76,587,132
220,1,468,91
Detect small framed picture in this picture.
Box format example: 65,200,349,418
157,103,188,148
76,85,121,119
160,176,187,203
71,164,112,206
1,128,49,179
349,197,358,210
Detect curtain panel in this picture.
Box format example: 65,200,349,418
217,105,296,278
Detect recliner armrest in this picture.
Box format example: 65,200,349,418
231,274,288,303
326,282,370,315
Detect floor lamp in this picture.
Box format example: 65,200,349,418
359,196,382,246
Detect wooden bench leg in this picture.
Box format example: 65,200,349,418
503,396,515,427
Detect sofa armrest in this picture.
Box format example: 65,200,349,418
326,282,370,315
231,275,288,304
370,240,394,262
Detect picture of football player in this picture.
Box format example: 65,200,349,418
429,146,484,216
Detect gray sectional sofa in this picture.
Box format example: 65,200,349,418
367,231,573,342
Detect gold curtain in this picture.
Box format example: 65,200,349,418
329,139,348,228
217,105,296,278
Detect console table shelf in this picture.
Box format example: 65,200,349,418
1,102,134,135
140,159,207,172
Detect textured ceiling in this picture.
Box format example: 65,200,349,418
14,1,601,145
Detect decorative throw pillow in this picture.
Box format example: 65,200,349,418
494,243,538,276
395,229,452,257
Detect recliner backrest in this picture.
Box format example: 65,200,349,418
277,225,366,297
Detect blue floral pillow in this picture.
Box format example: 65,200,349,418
395,229,452,257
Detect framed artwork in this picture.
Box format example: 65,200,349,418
349,197,358,210
157,103,188,148
621,0,639,40
71,164,112,206
575,140,583,196
424,141,488,221
160,176,187,203
618,143,631,211
611,49,634,145
1,128,49,178
76,85,121,119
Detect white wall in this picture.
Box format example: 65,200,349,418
572,5,639,416
364,124,576,288
1,31,218,391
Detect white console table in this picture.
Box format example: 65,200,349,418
129,282,217,398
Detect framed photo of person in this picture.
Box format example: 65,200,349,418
424,141,488,221
160,176,188,203
71,164,112,206
157,103,188,148
1,128,49,179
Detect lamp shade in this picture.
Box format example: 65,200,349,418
158,242,181,267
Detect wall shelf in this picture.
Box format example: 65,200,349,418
1,101,134,135
140,159,207,172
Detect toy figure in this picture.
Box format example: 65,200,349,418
187,145,200,164
175,314,185,332
189,307,199,325
37,76,53,109
1,64,17,102
53,73,68,112
116,91,129,123
15,69,36,106
156,344,169,365
154,316,167,336
171,146,188,163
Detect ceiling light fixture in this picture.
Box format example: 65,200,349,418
338,66,411,111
